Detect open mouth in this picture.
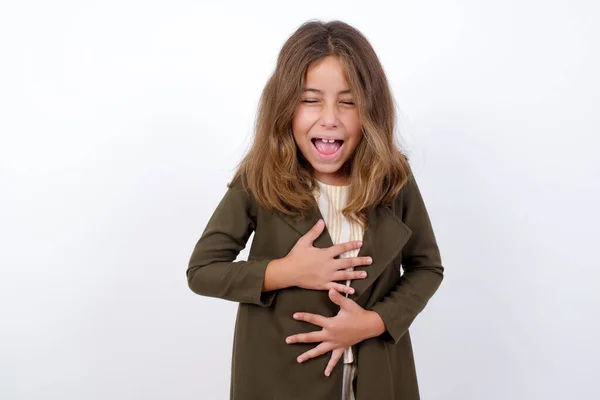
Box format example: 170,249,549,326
311,137,344,158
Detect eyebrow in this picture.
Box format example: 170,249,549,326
303,88,352,95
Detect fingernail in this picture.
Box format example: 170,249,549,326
286,337,291,343
357,241,362,247
293,313,299,319
297,357,303,363
349,288,355,294
361,272,367,278
368,257,373,263
325,371,330,377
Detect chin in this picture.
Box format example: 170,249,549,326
313,164,343,174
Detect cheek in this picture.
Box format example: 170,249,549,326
342,114,362,141
292,117,308,146
292,109,314,135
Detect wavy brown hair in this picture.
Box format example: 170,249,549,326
229,19,412,230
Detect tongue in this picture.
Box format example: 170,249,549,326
315,140,342,155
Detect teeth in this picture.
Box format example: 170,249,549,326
319,138,336,143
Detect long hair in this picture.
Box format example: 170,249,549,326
230,19,411,230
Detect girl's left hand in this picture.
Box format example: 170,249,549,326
285,288,385,376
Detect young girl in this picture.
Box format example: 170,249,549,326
187,20,444,400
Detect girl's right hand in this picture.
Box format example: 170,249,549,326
283,219,373,295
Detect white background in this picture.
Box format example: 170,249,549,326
2,1,599,399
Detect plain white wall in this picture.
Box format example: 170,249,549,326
2,0,599,399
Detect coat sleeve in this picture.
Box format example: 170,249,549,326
186,178,278,307
368,172,444,344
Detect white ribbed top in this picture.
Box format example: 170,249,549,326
313,179,365,364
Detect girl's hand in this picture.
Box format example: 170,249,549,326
285,288,386,376
283,219,373,295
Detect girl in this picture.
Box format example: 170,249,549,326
187,20,444,400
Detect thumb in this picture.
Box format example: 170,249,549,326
301,219,325,245
328,288,349,307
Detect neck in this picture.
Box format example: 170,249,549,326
314,172,350,187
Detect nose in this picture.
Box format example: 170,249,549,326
320,103,339,129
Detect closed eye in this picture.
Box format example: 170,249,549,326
301,100,355,105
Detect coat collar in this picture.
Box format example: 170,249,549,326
274,202,412,304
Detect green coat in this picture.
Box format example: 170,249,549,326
187,172,444,400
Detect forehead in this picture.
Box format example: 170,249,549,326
304,56,351,91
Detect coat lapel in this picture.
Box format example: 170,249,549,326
275,205,334,250
274,202,412,305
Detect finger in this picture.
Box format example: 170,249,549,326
293,312,329,328
324,348,345,377
285,330,326,344
333,270,368,282
327,240,362,258
328,288,351,307
297,341,334,363
336,256,373,270
326,282,355,295
299,219,325,246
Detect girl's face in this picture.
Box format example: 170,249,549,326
292,55,362,186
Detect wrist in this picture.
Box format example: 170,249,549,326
363,310,386,340
264,257,294,291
